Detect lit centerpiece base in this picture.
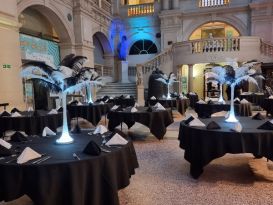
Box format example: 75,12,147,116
225,112,238,123
56,133,74,144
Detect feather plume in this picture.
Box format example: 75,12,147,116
155,77,168,85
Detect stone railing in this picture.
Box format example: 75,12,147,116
191,37,240,53
127,3,154,17
94,64,112,76
198,0,230,8
261,40,273,57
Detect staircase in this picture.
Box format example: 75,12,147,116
96,82,137,99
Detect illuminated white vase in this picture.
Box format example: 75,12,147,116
86,86,93,104
225,84,238,122
167,83,171,99
218,83,225,103
56,92,74,144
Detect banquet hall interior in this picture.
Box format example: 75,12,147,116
1,0,273,204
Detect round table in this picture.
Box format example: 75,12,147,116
240,93,265,107
186,94,199,108
195,102,252,118
147,98,190,115
0,132,138,205
107,107,174,140
178,117,273,179
263,98,273,116
67,103,112,126
0,110,63,137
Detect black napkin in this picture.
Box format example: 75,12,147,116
83,141,101,156
252,112,265,120
0,145,12,157
10,108,20,113
206,121,221,130
207,100,213,105
69,100,78,105
32,110,40,117
115,106,123,112
57,107,63,112
257,121,273,130
146,106,153,112
234,99,240,104
10,132,28,142
184,116,195,125
0,111,11,117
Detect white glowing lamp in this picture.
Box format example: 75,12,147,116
225,84,238,123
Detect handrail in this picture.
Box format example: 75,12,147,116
261,40,273,57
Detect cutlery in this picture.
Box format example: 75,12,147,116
31,154,48,164
101,148,111,153
73,153,81,160
36,156,51,164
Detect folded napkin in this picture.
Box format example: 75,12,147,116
109,97,114,100
125,95,131,99
189,118,206,127
42,127,56,137
257,121,273,130
57,106,63,112
269,95,273,99
189,92,196,95
234,98,241,104
0,145,12,157
115,106,124,112
0,138,12,149
10,131,28,142
162,95,167,99
240,99,249,104
11,111,22,117
93,125,108,135
231,122,242,132
99,101,105,105
111,105,119,111
134,102,139,107
83,141,101,156
27,107,34,112
105,133,128,146
77,101,83,106
180,96,188,99
17,147,41,164
48,109,58,115
0,111,11,117
146,106,153,112
150,96,156,100
184,116,195,125
206,121,221,130
252,112,265,120
131,107,138,113
105,99,109,103
155,103,165,111
197,99,206,104
241,92,251,95
207,100,213,105
10,108,20,113
225,111,230,119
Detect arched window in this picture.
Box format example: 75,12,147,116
129,39,158,55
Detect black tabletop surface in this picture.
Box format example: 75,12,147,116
67,103,112,126
0,132,138,205
194,102,252,118
108,107,174,140
178,117,273,179
147,98,190,115
0,110,63,137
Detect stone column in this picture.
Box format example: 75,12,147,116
172,0,180,9
0,0,24,109
188,64,194,92
162,0,170,10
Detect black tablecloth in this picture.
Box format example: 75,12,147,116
178,117,273,179
0,132,138,205
187,94,199,108
147,98,190,115
240,93,265,107
67,103,112,126
263,98,273,116
113,98,135,108
0,110,63,137
195,102,252,118
107,107,173,140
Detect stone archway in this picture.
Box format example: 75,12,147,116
183,17,247,41
17,0,74,57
